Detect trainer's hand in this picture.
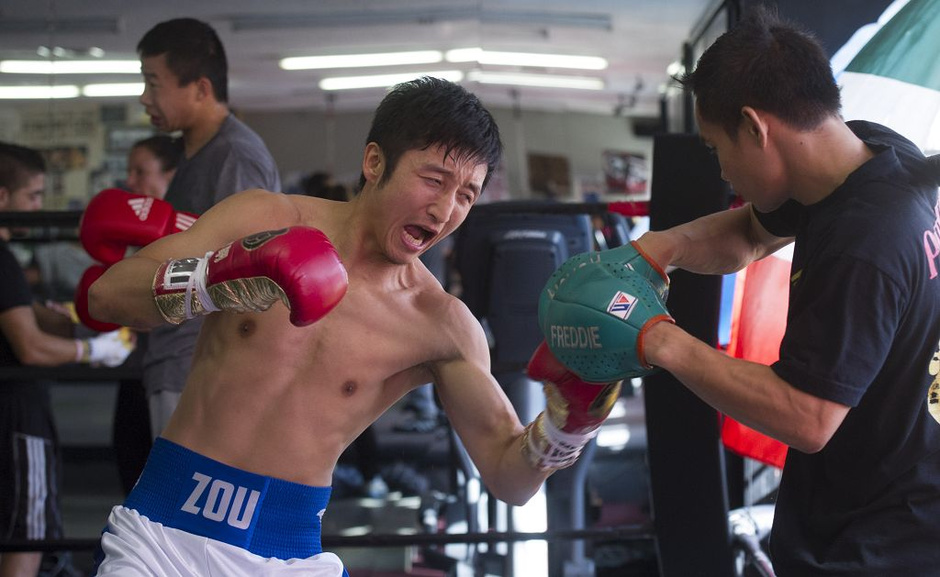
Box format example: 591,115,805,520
523,342,621,471
597,241,669,299
152,227,349,327
79,188,197,265
75,264,121,332
539,256,673,383
79,330,135,367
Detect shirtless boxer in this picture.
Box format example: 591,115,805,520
85,77,632,576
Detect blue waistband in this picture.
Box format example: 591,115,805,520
124,438,331,560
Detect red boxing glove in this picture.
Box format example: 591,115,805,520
152,227,348,327
75,264,120,333
79,188,198,265
524,341,622,471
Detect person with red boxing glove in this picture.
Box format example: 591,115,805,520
86,77,590,577
0,143,135,577
104,135,182,497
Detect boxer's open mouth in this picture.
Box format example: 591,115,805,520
404,225,434,248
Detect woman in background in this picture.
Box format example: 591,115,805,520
125,135,179,200
111,134,180,495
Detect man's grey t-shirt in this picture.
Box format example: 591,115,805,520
143,114,281,396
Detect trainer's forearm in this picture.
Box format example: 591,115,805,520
637,205,787,275
643,322,844,453
88,255,167,330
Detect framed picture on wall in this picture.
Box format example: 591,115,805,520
527,152,571,200
603,150,648,196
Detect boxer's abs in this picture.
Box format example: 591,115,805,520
164,338,385,486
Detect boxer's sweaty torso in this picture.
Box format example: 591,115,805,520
162,261,459,487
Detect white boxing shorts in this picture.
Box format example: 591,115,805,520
91,438,346,577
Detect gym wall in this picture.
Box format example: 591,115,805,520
0,98,655,208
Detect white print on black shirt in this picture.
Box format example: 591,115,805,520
927,340,940,425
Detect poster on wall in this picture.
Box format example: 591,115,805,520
41,145,88,171
527,153,571,200
603,150,648,196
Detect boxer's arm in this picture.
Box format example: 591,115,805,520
89,189,303,330
643,321,849,453
636,203,793,275
432,306,551,506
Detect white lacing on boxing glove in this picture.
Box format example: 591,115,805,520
523,341,621,472
523,412,600,471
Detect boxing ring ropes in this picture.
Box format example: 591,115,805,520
0,194,786,577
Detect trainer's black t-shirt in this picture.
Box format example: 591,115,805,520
755,121,940,574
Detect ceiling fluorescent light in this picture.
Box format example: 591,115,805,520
0,17,119,35
281,51,443,71
446,48,607,70
0,60,140,74
0,85,79,99
320,70,463,91
232,9,609,31
82,83,144,97
466,71,603,90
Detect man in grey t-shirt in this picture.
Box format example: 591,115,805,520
137,18,281,437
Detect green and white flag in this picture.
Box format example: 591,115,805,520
836,0,940,153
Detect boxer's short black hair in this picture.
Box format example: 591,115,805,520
360,76,503,192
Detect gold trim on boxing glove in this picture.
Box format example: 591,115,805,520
522,416,554,472
206,277,289,314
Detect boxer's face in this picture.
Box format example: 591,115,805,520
140,54,199,133
365,143,486,264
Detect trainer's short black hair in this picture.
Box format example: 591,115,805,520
679,4,841,139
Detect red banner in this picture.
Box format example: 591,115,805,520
722,253,791,469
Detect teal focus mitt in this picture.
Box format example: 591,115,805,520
538,251,673,383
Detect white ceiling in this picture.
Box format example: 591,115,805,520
0,0,715,117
